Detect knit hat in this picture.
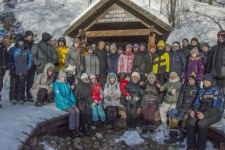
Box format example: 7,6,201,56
16,34,25,42
86,46,93,52
172,41,181,49
124,73,131,79
133,44,139,49
109,73,116,79
191,38,198,43
188,72,197,81
47,66,55,72
42,32,52,42
98,41,105,47
126,44,132,49
202,73,213,83
105,42,110,46
0,29,6,38
131,72,140,81
190,47,199,55
110,43,117,51
147,72,156,80
91,43,96,47
200,42,210,49
217,30,225,38
140,42,146,47
157,40,165,48
58,69,67,79
73,38,80,44
81,73,88,80
149,44,156,49
25,30,34,38
88,73,96,79
65,65,76,75
58,37,66,46
182,38,189,44
118,47,123,51
169,72,178,78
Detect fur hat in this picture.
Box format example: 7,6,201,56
157,40,165,48
65,65,76,75
81,73,88,80
131,72,140,81
58,69,67,79
147,72,156,80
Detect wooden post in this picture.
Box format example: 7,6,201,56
148,25,156,50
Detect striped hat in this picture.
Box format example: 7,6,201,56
0,29,6,38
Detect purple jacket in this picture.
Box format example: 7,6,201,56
183,59,205,82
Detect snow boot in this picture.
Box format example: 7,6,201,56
142,129,148,134
10,100,17,104
178,129,187,142
35,102,42,107
26,98,34,102
83,124,91,135
150,129,156,138
165,127,178,144
71,130,79,137
18,100,24,104
164,137,177,144
75,128,83,137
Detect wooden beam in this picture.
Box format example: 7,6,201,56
84,23,95,31
86,29,150,37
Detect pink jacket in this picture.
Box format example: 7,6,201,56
118,52,134,73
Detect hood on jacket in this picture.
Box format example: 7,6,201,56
43,63,55,79
107,73,118,84
172,41,181,51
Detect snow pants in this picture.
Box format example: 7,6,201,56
9,75,26,101
80,105,92,125
91,104,106,122
106,106,118,126
125,103,139,129
141,105,158,130
64,107,80,130
36,88,55,104
159,102,176,129
26,65,36,99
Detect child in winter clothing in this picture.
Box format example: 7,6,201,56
89,73,106,126
140,72,161,136
103,73,121,128
54,69,82,137
124,72,144,130
30,63,55,107
65,64,76,90
165,73,199,144
107,43,120,75
74,73,92,135
159,72,182,131
120,73,131,98
183,47,205,86
8,34,33,104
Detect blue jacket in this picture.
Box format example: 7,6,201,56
54,80,76,110
8,44,33,76
108,53,120,75
192,86,225,119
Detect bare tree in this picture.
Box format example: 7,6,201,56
149,0,151,6
208,0,213,5
160,0,163,14
169,0,176,28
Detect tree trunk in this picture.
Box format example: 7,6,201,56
208,0,213,5
169,0,176,28
160,0,163,14
149,0,151,6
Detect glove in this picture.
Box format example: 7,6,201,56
55,63,59,66
175,109,183,118
106,97,111,101
160,86,165,92
92,102,96,107
112,96,116,101
125,96,131,101
171,89,176,95
133,96,140,101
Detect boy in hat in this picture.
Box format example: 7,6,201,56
117,47,123,55
133,44,139,54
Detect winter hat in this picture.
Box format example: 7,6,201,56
126,44,132,49
124,73,131,79
110,43,117,51
16,34,25,42
81,40,87,45
0,29,6,38
190,47,199,55
202,73,213,83
105,42,110,46
131,72,140,81
165,44,171,48
88,73,96,79
81,73,88,80
169,72,178,78
149,44,156,49
58,69,67,79
191,38,198,43
200,42,210,49
86,46,93,52
157,40,165,48
140,42,146,47
25,30,34,38
217,30,225,38
147,72,156,80
58,37,66,46
182,38,189,44
172,41,180,49
73,38,80,44
98,41,105,47
65,64,76,75
118,47,123,51
109,73,116,80
188,72,197,81
47,66,55,72
133,44,139,49
91,43,96,47
42,32,52,42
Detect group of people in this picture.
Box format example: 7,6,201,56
0,28,225,150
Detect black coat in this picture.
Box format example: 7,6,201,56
169,50,186,77
108,53,120,75
125,81,144,105
132,49,150,74
180,45,191,62
0,43,8,75
24,39,34,50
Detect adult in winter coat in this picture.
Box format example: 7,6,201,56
54,69,82,137
24,30,35,102
104,73,121,128
30,63,55,107
140,72,161,137
8,35,33,104
118,44,134,77
189,38,200,51
94,41,108,88
159,72,182,131
84,46,100,76
54,37,68,81
31,32,58,74
133,44,139,55
207,30,225,94
132,42,150,81
165,73,199,144
169,41,186,78
181,38,191,62
0,29,8,108
200,42,210,73
124,72,144,130
107,43,120,75
183,47,205,86
187,74,224,150
74,73,92,135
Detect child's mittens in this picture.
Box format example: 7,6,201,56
171,89,176,95
125,95,132,101
160,86,165,92
133,96,140,101
92,102,96,107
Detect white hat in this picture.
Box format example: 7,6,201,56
65,65,76,75
81,73,88,79
131,72,140,81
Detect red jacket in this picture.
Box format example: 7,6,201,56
91,82,103,102
120,77,130,98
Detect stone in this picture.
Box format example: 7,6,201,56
91,136,96,140
73,137,81,144
73,144,83,150
95,133,103,139
91,125,96,130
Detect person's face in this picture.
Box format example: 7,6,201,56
191,41,197,46
125,77,130,82
106,45,110,51
133,47,138,52
26,35,33,41
99,44,105,50
48,71,53,76
166,47,171,52
158,46,164,50
111,49,116,54
59,77,67,82
110,77,116,84
170,75,176,80
92,45,96,50
191,53,197,58
140,45,145,51
126,47,131,53
132,76,138,82
67,70,73,76
58,41,64,47
82,78,88,83
202,46,209,52
88,49,93,54
189,78,195,85
91,78,96,83
0,36,5,43
173,46,179,51
218,34,224,43
18,41,24,46
149,77,155,84
82,43,86,49
182,40,188,47
150,48,156,53
74,42,79,48
203,80,212,87
118,50,122,54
